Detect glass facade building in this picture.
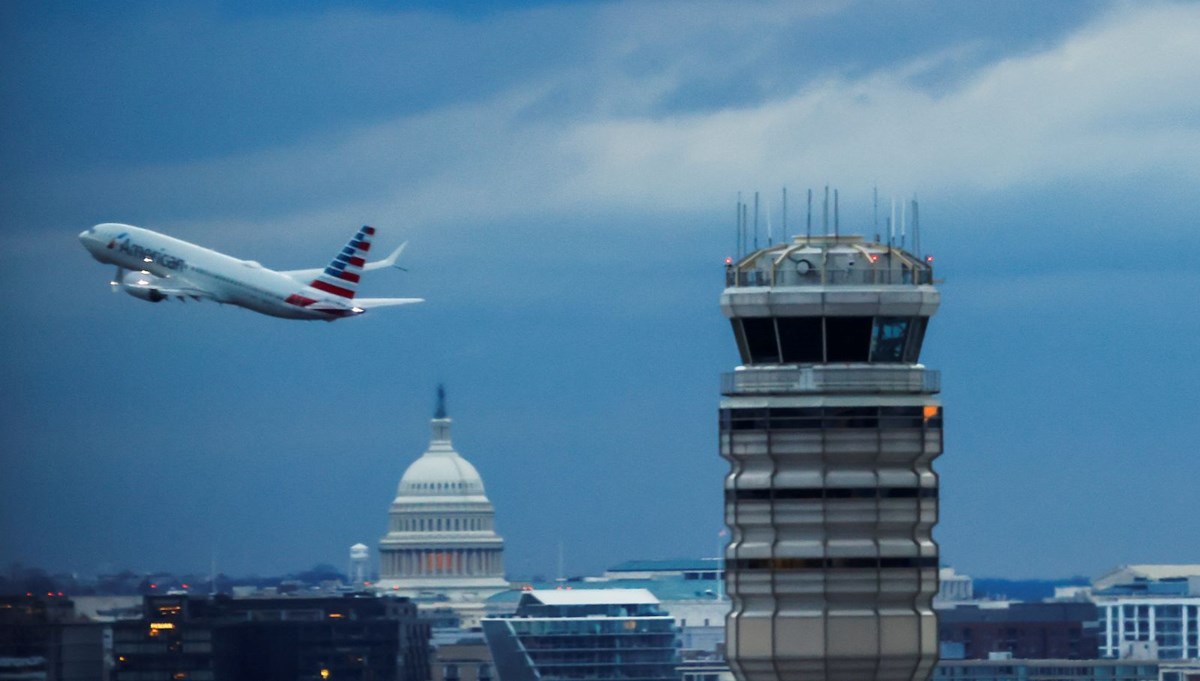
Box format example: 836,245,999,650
482,589,681,681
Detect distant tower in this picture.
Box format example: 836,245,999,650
349,543,370,586
720,232,942,681
376,387,508,627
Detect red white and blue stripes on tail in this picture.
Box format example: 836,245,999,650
309,226,374,299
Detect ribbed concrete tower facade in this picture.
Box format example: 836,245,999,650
377,388,507,627
720,235,942,681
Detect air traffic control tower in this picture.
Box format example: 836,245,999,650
720,232,942,681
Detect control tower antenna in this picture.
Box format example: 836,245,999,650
782,187,788,240
742,202,749,258
822,185,829,235
913,198,921,257
834,188,840,238
874,185,880,242
766,194,773,246
735,193,743,260
889,197,896,247
753,191,760,250
806,188,812,241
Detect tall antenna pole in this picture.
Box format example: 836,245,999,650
900,199,907,249
834,188,840,239
736,193,743,260
873,186,880,242
822,185,829,235
806,189,812,241
912,199,921,256
889,197,896,247
766,195,773,246
734,203,744,258
782,187,788,240
753,191,760,250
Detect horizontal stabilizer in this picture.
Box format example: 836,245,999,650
354,297,424,309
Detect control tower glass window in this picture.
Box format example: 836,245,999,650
777,317,823,363
825,316,873,362
870,317,911,362
734,316,930,365
741,317,780,364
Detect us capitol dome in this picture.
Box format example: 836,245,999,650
376,387,508,626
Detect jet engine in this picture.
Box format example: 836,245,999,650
120,271,167,302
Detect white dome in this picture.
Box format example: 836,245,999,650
396,417,487,497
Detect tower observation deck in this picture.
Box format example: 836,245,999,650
720,234,942,681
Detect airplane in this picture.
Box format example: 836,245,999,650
78,223,423,320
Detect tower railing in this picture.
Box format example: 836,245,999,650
721,366,940,396
725,266,933,288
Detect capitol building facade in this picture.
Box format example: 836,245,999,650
376,392,508,626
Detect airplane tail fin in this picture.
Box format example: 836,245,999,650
308,225,376,299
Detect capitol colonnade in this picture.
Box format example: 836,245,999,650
380,547,505,577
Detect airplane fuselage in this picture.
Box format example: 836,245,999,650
79,223,364,320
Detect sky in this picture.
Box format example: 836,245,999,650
2,0,1198,581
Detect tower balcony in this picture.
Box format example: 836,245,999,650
721,365,940,396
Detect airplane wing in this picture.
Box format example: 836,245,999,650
116,268,218,302
281,241,409,283
353,297,424,309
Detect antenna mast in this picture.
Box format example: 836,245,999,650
766,195,773,246
806,189,812,241
735,193,742,260
753,192,760,250
782,187,788,240
822,186,829,235
912,199,921,257
834,188,840,239
873,186,880,242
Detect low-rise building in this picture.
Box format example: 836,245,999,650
1093,565,1200,660
938,602,1100,660
111,593,429,681
482,589,681,681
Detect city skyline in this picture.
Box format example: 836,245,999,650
2,1,1199,580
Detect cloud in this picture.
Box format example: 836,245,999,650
54,1,1200,242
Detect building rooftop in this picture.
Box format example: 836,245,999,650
488,576,723,606
607,559,722,574
1093,565,1200,591
523,589,660,606
725,235,933,289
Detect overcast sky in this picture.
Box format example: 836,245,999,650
2,0,1198,581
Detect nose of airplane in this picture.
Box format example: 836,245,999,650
79,227,101,255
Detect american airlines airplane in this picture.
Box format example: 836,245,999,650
79,223,423,320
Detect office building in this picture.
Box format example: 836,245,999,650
0,595,108,681
482,589,681,681
1093,566,1200,660
938,602,1100,660
111,593,429,681
720,231,942,681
